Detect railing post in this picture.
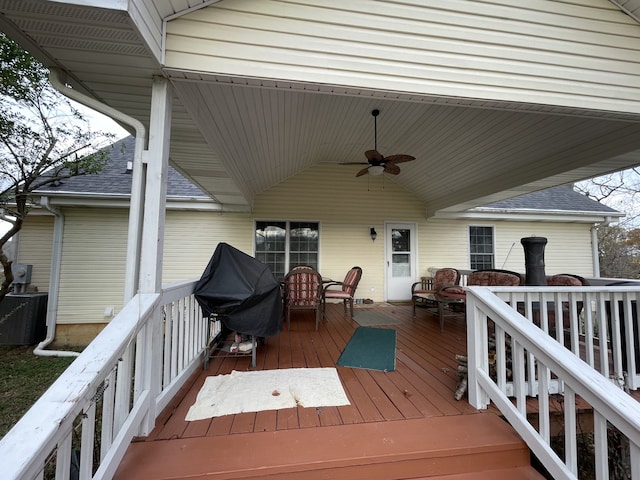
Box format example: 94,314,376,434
466,292,489,409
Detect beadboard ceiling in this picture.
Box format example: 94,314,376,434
2,0,640,214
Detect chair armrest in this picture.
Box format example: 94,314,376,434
412,277,433,294
323,281,343,293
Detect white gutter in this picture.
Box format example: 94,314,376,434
48,68,146,303
33,197,78,357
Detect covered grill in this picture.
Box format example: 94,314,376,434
194,242,282,338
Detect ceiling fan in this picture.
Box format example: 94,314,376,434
340,109,415,177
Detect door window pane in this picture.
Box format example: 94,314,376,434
392,229,410,252
392,253,411,277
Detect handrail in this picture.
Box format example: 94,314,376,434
466,286,640,479
0,279,205,480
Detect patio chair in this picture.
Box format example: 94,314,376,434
437,269,523,302
322,266,362,319
283,266,323,331
411,268,460,316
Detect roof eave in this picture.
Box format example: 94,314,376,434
433,208,624,224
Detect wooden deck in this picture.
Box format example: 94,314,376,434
115,303,545,479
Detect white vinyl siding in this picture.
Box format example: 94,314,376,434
163,210,253,283
54,209,254,325
420,219,595,277
55,209,128,326
165,0,640,114
16,215,55,292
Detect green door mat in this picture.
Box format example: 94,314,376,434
337,326,396,372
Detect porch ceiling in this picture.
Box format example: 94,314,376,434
2,0,640,215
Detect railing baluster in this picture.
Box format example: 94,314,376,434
80,402,97,479
538,361,550,444
100,371,116,460
495,324,507,393
610,293,624,386
513,341,527,416
597,294,610,379
55,435,72,480
584,292,595,366
564,386,577,476
623,293,639,390
593,411,609,480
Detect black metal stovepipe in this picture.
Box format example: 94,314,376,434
521,236,548,286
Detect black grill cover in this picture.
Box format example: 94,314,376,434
194,243,282,337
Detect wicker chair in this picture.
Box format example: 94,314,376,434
411,268,460,316
322,266,362,319
283,266,323,331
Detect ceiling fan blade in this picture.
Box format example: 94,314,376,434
339,162,370,165
365,149,383,162
355,167,370,177
384,163,401,175
385,154,415,164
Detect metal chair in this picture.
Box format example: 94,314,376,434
322,266,362,319
283,266,323,330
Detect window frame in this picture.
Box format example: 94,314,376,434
254,220,320,280
468,224,495,270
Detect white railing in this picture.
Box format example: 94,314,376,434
467,285,640,479
0,279,206,480
494,285,640,391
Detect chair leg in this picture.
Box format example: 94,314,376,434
348,298,354,318
342,299,347,314
287,308,291,330
315,307,320,331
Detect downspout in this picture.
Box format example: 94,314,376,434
48,68,147,303
33,197,78,357
591,225,600,278
591,217,613,278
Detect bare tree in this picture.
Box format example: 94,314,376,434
0,33,112,301
576,169,640,279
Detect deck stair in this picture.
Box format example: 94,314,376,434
115,412,545,479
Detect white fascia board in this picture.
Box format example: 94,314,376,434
432,208,624,224
32,193,252,213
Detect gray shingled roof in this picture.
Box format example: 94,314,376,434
36,136,208,198
480,185,619,214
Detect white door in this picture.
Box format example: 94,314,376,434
385,223,417,301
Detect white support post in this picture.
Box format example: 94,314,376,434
139,75,172,295
137,75,172,434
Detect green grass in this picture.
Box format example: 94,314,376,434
0,346,75,439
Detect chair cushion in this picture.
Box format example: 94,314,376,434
547,274,583,287
324,291,352,300
468,270,521,287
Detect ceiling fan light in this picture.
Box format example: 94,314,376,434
369,165,385,176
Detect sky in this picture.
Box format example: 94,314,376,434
76,103,130,140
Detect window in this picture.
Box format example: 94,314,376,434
255,221,319,280
469,226,494,270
